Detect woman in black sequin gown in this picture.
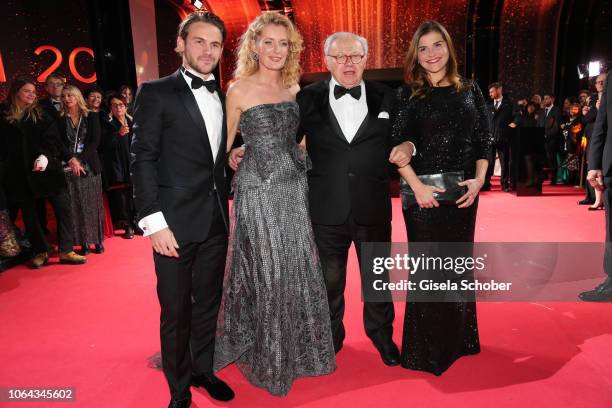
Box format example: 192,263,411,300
391,21,493,375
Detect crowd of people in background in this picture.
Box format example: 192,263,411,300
0,68,608,268
484,72,608,211
0,72,139,268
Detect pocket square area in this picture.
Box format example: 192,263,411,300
378,111,390,119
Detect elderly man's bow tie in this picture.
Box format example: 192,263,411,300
334,84,361,100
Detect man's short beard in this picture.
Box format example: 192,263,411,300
185,54,216,76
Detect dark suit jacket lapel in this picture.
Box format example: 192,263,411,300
172,70,214,162
350,81,381,145
213,87,227,169
318,80,348,144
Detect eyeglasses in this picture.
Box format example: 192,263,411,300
596,81,605,85
111,103,126,108
326,54,364,64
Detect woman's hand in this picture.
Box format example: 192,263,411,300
118,125,130,136
456,177,484,208
414,183,446,208
228,146,245,171
68,157,86,177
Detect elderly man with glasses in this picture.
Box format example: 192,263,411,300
294,32,414,366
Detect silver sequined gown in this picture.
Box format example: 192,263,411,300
213,101,336,396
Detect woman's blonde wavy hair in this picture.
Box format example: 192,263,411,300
60,85,90,117
404,20,467,99
234,12,303,88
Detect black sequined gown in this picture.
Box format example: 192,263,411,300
213,101,336,396
391,82,493,375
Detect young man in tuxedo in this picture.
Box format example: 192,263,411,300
295,32,413,366
582,70,612,302
130,12,233,408
484,82,514,191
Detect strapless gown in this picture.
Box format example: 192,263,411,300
213,101,336,396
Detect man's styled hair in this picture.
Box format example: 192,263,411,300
177,11,226,43
45,72,65,84
488,82,502,90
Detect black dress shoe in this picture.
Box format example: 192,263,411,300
191,373,234,401
79,244,90,255
93,244,104,254
578,199,595,205
373,340,400,366
168,397,191,408
124,226,135,239
579,278,612,302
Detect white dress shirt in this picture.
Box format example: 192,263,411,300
329,77,368,143
327,77,416,156
138,67,223,237
181,68,223,161
494,97,503,110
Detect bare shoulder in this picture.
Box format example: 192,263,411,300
227,78,261,111
226,80,247,100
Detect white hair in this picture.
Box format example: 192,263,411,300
323,32,368,56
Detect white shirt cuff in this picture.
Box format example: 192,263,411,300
408,141,417,156
35,155,48,171
138,211,168,237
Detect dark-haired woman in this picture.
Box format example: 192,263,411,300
102,93,136,238
119,85,134,116
391,20,493,375
0,78,85,267
85,87,104,113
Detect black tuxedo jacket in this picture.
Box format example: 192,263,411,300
297,79,395,226
39,97,61,121
589,72,612,175
490,97,514,145
130,69,228,243
538,105,563,141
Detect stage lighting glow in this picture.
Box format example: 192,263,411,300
588,60,601,77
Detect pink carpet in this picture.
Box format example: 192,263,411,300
1,180,611,407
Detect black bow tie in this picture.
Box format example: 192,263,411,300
183,69,216,93
334,84,361,100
